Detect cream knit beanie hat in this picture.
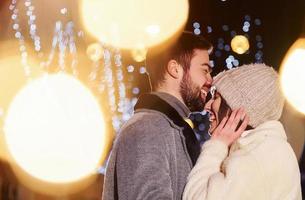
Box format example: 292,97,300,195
213,63,285,128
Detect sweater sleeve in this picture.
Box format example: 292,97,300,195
183,140,262,200
114,118,174,200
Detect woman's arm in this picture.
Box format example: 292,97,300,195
182,140,228,200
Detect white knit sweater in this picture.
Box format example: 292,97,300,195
183,120,302,200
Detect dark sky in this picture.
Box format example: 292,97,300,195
187,0,305,70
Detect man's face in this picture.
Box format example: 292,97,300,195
179,49,212,112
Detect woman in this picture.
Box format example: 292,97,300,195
183,63,301,200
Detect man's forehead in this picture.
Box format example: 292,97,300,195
193,48,209,55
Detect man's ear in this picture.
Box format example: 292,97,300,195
167,59,183,79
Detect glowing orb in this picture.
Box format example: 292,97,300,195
231,35,250,54
131,46,147,62
4,73,106,183
280,38,305,115
80,0,189,49
86,43,104,62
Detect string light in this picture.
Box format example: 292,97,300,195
8,1,137,134
9,1,78,76
10,0,31,77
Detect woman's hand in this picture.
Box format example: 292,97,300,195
211,108,249,146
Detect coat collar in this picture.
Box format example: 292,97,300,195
230,120,287,152
151,92,191,118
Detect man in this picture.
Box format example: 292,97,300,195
102,32,247,200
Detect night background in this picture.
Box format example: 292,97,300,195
0,0,304,199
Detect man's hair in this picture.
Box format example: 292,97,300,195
146,32,212,91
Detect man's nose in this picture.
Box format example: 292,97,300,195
206,73,212,86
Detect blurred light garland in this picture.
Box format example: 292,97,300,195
8,0,135,133
9,0,78,76
43,20,78,75
10,0,31,77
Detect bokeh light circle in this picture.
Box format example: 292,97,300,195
231,35,250,54
4,73,106,183
80,0,189,49
280,38,305,115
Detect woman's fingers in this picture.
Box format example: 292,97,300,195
228,108,246,130
235,115,250,136
226,109,238,129
213,116,228,137
211,108,249,146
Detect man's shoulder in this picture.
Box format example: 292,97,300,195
115,110,178,145
124,109,174,130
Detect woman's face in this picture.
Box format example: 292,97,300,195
205,92,222,133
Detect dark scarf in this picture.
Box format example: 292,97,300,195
135,93,201,165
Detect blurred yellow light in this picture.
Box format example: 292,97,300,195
280,38,305,115
4,73,106,183
86,43,104,62
0,41,43,162
231,35,250,54
131,46,147,62
146,25,160,36
79,0,189,49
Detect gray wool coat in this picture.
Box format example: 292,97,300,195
102,92,194,200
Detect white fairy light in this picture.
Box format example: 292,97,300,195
9,0,79,79
127,65,135,73
209,60,215,68
8,0,136,135
24,0,41,53
112,115,121,132
15,32,21,38
193,22,200,29
194,28,201,35
9,4,15,10
88,61,99,82
226,62,233,69
58,26,67,71
77,31,84,38
114,49,128,123
60,8,67,15
233,59,239,67
102,49,116,113
132,87,140,95
139,66,146,74
44,21,78,74
13,23,19,30
10,0,31,77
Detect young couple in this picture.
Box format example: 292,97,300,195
102,33,301,200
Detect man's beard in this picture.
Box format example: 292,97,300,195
179,73,205,112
